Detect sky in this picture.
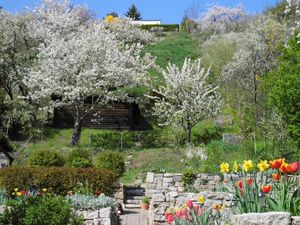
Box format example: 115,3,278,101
0,0,279,24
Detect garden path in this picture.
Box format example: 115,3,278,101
120,208,148,225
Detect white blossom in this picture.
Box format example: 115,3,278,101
150,58,221,144
198,4,248,34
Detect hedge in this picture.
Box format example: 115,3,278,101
140,24,179,32
0,167,118,196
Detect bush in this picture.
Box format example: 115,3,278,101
140,24,179,32
182,169,196,187
0,167,118,196
28,149,65,167
191,127,222,145
91,131,135,150
66,193,117,210
0,195,84,225
66,149,92,168
94,151,125,177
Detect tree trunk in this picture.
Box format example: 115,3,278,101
186,126,192,145
71,103,83,146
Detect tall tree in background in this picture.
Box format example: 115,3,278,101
265,34,300,150
125,4,142,20
106,12,118,17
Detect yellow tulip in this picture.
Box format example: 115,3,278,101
42,188,47,192
233,161,239,173
220,162,230,173
17,192,22,197
243,160,254,172
257,160,270,172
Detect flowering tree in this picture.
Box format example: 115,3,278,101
104,16,155,45
286,0,300,33
150,58,221,145
0,9,47,138
221,16,286,151
198,4,248,34
25,0,155,145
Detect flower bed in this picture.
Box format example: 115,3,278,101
220,158,300,215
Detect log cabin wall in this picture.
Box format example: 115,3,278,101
53,103,151,130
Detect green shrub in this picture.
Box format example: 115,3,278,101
66,193,117,210
191,127,222,145
0,167,118,196
91,131,135,150
66,149,92,168
0,195,84,225
73,181,94,196
28,149,65,167
94,151,125,176
182,169,197,187
140,24,179,32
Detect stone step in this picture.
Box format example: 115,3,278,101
124,203,141,209
125,199,141,204
125,188,145,197
127,196,144,200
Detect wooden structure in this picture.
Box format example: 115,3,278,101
53,103,151,130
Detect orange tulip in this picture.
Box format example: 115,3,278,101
272,173,281,181
246,178,253,186
262,185,272,193
270,158,285,169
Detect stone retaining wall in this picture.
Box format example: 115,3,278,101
145,172,234,224
75,207,118,225
145,172,221,198
232,212,300,225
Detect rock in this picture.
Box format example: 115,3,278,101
293,216,300,225
152,193,166,202
164,173,173,178
77,210,99,220
100,208,111,218
231,212,291,225
147,183,157,189
174,175,182,182
95,218,111,225
146,172,155,183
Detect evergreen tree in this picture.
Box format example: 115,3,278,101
125,4,142,20
106,12,118,17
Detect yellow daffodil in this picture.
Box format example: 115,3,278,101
14,188,18,192
197,196,205,204
243,160,254,172
233,161,239,173
220,162,230,173
257,160,270,172
42,188,47,192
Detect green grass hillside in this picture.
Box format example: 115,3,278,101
146,32,200,69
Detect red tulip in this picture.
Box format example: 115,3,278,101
167,214,174,224
187,200,193,209
287,162,299,173
21,190,26,195
262,185,272,193
237,180,243,190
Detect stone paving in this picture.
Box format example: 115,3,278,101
120,208,148,225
